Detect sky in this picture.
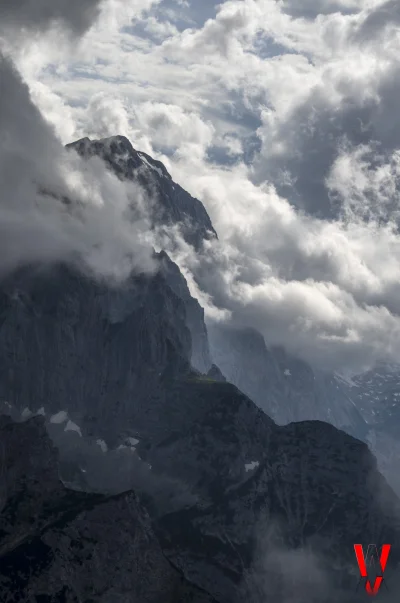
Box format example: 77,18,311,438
1,0,400,374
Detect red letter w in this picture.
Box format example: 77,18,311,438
354,544,391,595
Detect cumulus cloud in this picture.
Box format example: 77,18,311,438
2,0,400,373
0,0,158,280
327,144,400,223
154,156,400,374
134,101,216,159
252,0,400,218
79,92,135,141
0,56,155,280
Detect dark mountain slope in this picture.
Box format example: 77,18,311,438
0,261,399,602
156,419,400,602
0,415,217,603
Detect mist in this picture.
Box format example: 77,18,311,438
0,0,158,282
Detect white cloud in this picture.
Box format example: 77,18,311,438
0,1,157,281
327,143,400,222
28,80,77,141
137,15,179,40
156,156,400,373
2,0,400,373
77,92,135,141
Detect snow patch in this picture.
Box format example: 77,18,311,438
97,439,108,453
21,407,33,419
117,444,136,453
245,461,259,472
116,444,136,454
64,420,82,437
335,373,358,387
36,407,46,416
283,369,291,377
50,410,68,424
139,153,164,178
127,437,140,446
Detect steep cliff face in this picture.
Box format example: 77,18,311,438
343,363,400,430
0,415,217,603
65,135,214,375
0,259,269,502
157,250,212,373
0,260,192,443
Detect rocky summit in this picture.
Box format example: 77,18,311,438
1,136,400,602
66,135,217,251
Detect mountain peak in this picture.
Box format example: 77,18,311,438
66,134,217,249
66,134,136,158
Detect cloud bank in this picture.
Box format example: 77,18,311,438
0,0,157,281
2,0,400,373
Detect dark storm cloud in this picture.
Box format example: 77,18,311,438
0,0,105,36
354,0,400,43
0,55,64,211
258,73,400,217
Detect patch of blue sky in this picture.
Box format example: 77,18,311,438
157,0,220,29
